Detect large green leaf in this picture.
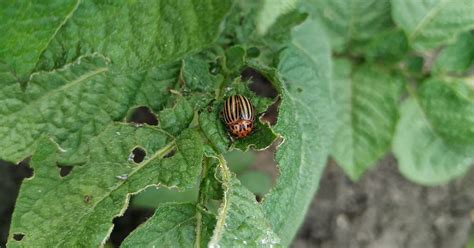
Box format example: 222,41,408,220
305,0,392,51
392,0,474,51
35,0,231,73
121,203,215,248
331,60,404,180
0,56,180,164
393,98,474,185
251,19,333,245
0,0,79,78
394,76,474,185
0,1,231,164
8,125,204,247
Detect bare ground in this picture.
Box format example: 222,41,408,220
293,156,474,248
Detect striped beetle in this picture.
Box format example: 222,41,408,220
221,95,256,139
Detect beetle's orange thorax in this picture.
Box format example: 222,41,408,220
228,120,254,138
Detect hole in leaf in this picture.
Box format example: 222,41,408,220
241,68,278,98
241,67,280,125
108,186,199,246
261,98,280,126
13,233,24,241
57,164,73,177
0,159,34,245
18,157,33,179
226,145,280,200
129,147,146,163
163,148,177,159
126,106,158,125
109,206,154,247
83,195,93,204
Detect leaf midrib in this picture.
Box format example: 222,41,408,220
3,64,108,119
409,0,451,42
30,0,82,76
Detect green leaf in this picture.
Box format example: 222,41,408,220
359,29,409,64
7,125,204,247
331,60,404,180
0,55,180,164
159,97,194,136
305,0,392,51
0,0,79,78
182,54,223,93
256,0,298,35
121,203,215,248
225,45,247,73
393,98,474,185
251,19,334,245
392,0,474,51
35,0,232,72
432,32,474,74
0,0,232,164
418,77,474,145
209,156,280,247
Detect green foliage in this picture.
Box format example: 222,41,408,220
315,0,474,185
392,0,474,51
432,32,474,74
2,0,474,247
331,60,404,180
306,0,393,52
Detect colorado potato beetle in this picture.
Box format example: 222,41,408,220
221,95,256,139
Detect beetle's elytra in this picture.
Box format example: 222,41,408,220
221,95,255,139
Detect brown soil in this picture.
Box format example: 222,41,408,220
293,156,474,248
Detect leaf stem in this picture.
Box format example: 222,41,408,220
208,154,231,248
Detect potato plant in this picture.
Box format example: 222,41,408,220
1,0,473,247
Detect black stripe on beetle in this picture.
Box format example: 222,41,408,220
222,95,255,139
